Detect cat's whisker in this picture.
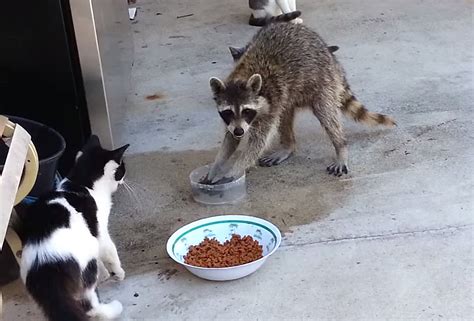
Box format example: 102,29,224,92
121,182,135,204
125,179,153,193
120,181,134,199
123,180,152,205
122,180,142,208
122,181,134,197
125,181,141,201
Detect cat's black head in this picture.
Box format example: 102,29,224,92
67,135,129,190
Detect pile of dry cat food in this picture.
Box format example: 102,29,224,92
184,234,263,268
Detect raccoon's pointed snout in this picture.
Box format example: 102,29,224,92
233,127,245,138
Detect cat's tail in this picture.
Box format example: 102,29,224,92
249,11,301,27
25,259,88,321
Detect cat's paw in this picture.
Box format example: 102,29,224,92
291,18,303,24
98,268,111,283
111,267,125,281
88,300,123,319
107,300,123,318
98,260,111,283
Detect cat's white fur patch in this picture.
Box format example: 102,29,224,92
20,197,99,281
88,160,119,237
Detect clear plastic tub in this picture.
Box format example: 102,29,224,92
189,165,246,205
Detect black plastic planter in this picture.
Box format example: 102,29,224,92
1,116,66,197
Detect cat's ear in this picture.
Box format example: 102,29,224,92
210,77,225,96
75,151,83,162
83,135,101,151
229,46,245,61
111,144,130,163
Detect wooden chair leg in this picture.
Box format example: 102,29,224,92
5,227,22,266
0,218,23,319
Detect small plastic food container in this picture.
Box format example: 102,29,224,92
189,165,246,205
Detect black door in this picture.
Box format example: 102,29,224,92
0,0,91,174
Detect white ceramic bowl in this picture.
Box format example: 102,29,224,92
166,215,282,281
189,165,246,205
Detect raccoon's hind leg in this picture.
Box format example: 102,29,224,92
312,104,349,176
259,108,296,167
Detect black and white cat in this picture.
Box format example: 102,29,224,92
249,0,303,26
17,135,129,321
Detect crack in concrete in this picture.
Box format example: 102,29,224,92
127,224,473,270
282,224,473,248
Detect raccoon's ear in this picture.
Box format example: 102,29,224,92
247,74,262,94
229,46,245,61
210,77,226,96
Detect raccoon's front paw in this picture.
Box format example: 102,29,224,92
259,149,294,167
199,174,212,185
205,164,233,184
327,162,348,176
204,164,220,183
291,18,303,24
210,173,234,185
111,267,125,281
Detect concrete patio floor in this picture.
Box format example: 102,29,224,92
2,0,473,320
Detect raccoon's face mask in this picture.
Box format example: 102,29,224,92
209,74,265,139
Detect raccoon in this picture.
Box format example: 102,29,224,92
205,23,395,183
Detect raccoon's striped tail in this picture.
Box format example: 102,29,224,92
341,92,396,127
249,11,301,27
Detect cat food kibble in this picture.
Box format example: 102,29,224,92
184,234,263,268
